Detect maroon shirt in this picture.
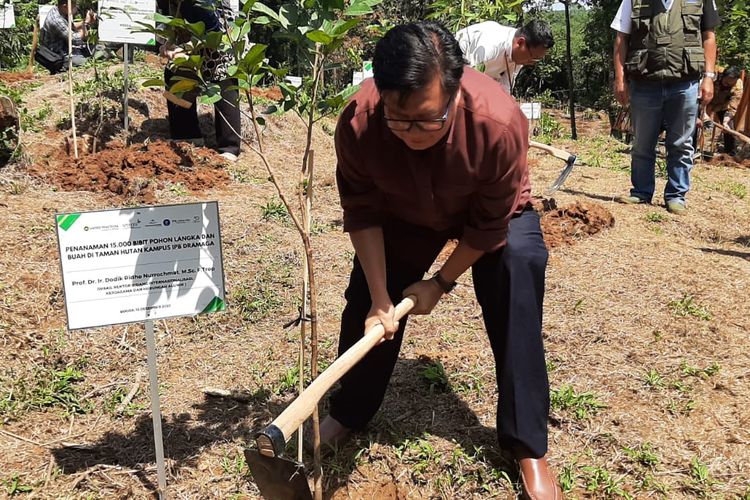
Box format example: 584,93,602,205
335,67,532,253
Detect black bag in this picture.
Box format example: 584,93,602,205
35,45,65,74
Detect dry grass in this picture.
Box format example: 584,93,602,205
1,72,749,499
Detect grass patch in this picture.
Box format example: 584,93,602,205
623,442,659,467
419,359,450,394
550,385,606,419
260,198,288,222
713,180,747,199
0,363,90,419
644,211,667,223
668,294,711,320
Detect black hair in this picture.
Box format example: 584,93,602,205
373,21,464,103
722,66,741,80
516,19,554,49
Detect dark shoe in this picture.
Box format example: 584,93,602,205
518,455,562,500
617,195,649,205
666,200,687,215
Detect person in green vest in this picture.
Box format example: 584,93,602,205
611,0,719,214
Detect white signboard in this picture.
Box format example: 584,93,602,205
56,202,226,330
362,60,373,79
1,1,15,29
520,102,542,120
351,71,363,86
285,75,302,88
38,5,55,25
98,0,156,45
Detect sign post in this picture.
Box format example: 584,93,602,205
145,319,167,497
98,0,156,140
123,43,129,140
55,202,226,498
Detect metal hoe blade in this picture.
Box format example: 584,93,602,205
545,155,577,195
245,449,312,500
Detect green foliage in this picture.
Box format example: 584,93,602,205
623,442,659,468
581,466,632,499
0,0,36,69
715,0,750,68
3,474,33,496
644,211,666,223
419,359,450,393
0,363,90,419
534,111,566,143
427,0,522,32
668,294,711,321
260,198,288,221
550,384,606,419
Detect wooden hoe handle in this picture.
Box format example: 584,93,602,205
256,295,417,457
529,140,575,164
711,121,750,145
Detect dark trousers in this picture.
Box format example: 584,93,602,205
164,67,241,156
329,208,551,458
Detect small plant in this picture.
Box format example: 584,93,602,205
581,466,632,499
221,451,247,477
643,368,664,389
681,361,720,379
167,182,189,196
260,199,288,222
559,463,577,492
623,442,659,467
419,360,450,393
550,385,607,419
105,387,146,417
645,211,666,223
688,456,712,486
655,158,667,178
714,180,747,199
274,366,300,395
572,298,585,314
4,474,33,495
669,294,711,320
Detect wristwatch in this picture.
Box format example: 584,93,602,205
703,71,717,81
432,271,456,294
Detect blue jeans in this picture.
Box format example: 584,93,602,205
629,80,699,203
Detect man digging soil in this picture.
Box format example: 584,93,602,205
322,21,561,499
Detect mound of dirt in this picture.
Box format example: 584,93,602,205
705,153,750,169
28,140,230,203
0,71,36,84
537,199,615,248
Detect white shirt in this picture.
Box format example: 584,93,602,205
611,0,676,34
455,21,519,93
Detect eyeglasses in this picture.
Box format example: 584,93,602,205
524,44,546,64
384,95,454,132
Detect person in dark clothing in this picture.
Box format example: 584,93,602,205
157,0,241,160
321,21,561,500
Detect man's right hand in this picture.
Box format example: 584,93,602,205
365,300,398,340
614,80,629,106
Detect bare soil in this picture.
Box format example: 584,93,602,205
1,62,749,500
27,140,230,204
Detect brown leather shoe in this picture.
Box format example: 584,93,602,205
517,455,562,500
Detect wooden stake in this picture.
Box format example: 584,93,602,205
67,0,78,159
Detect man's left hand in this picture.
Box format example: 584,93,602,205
700,78,714,105
403,278,444,315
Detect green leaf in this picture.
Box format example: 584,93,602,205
305,30,333,44
199,93,223,105
344,0,374,16
255,116,266,126
241,0,257,14
169,79,199,94
227,65,239,77
252,3,280,22
330,18,359,36
242,43,267,67
185,21,206,36
153,12,173,24
141,78,166,88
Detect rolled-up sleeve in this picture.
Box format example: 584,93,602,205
463,109,528,252
335,107,384,232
